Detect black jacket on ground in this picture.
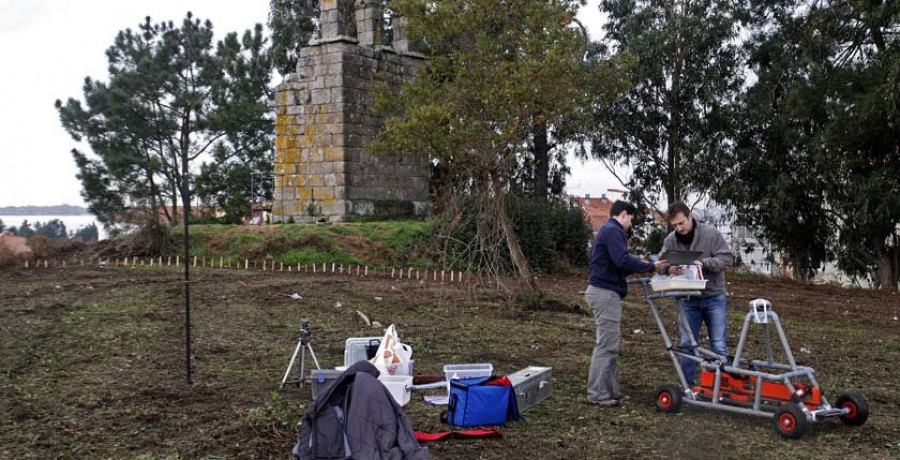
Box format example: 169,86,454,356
294,360,430,460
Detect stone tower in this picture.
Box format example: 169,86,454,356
272,0,431,222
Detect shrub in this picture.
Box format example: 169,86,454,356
0,245,24,269
440,194,592,273
507,195,592,271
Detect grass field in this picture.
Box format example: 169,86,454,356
2,266,898,459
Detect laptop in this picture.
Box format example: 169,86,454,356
659,250,703,266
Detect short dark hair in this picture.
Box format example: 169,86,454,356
610,200,637,217
666,202,691,221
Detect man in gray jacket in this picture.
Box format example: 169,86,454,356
658,202,733,386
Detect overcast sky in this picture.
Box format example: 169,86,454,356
0,0,617,209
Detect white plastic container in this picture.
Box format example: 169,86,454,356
443,363,493,382
650,278,707,292
379,375,413,406
344,337,382,367
310,369,343,400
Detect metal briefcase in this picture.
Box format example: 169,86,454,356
507,366,552,412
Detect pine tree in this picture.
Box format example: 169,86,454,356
33,220,68,240
268,0,320,76
56,13,273,228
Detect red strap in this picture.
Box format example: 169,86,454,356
415,428,502,443
454,428,502,439
485,376,512,387
413,374,444,385
415,431,453,442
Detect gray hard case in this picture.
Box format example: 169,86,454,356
507,366,552,412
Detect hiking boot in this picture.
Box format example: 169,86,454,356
589,398,620,407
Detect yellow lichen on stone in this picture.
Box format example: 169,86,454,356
324,147,344,162
284,149,301,164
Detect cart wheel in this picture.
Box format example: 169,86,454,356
773,404,807,439
655,385,683,413
835,392,869,426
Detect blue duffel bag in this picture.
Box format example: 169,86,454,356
445,376,520,427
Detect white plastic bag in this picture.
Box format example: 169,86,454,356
370,324,413,376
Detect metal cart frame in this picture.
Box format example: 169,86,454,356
628,277,868,438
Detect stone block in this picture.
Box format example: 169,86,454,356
351,201,375,216
316,187,335,200
324,147,344,162
314,64,330,77
322,201,349,216
331,88,345,103
324,75,343,88
284,148,302,164
308,77,325,90
320,103,342,114
310,149,324,163
322,123,339,135
286,105,307,116
311,89,331,105
295,187,312,201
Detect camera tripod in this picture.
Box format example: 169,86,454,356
279,317,321,390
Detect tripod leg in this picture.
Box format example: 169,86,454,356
280,339,304,390
306,343,322,370
298,345,306,388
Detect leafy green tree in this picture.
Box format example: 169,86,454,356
591,0,748,207
0,218,4,233
719,0,900,288
374,0,629,287
268,0,319,76
72,223,100,243
33,220,69,240
56,13,272,228
16,220,34,238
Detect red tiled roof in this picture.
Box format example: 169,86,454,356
0,232,31,255
575,196,613,233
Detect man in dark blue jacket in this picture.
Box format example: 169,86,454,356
586,200,665,406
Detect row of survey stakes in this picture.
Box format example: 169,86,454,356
21,256,472,284
312,324,554,427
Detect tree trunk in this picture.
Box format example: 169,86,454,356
874,241,899,291
147,172,163,227
491,172,538,292
665,0,687,207
532,115,549,198
171,189,179,226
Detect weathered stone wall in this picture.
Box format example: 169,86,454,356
273,0,431,221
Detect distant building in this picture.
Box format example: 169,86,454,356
244,202,272,226
574,194,613,235
0,231,31,255
692,204,780,276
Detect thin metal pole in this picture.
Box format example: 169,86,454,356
183,178,193,385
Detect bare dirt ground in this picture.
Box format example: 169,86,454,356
1,266,898,459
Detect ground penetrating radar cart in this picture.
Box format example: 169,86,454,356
629,278,869,439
